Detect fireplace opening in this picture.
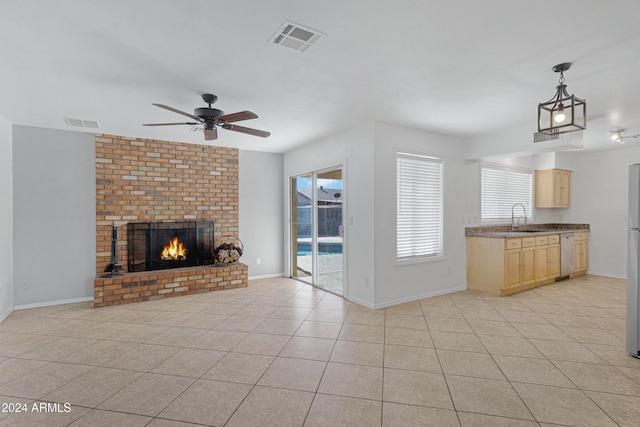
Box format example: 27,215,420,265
127,221,214,272
161,237,188,261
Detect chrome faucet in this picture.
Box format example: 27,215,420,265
511,203,527,230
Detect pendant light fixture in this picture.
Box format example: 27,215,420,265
538,63,586,135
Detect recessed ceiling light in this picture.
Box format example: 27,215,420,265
270,20,324,52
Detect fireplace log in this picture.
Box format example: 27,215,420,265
214,239,243,264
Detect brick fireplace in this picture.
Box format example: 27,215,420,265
93,134,247,307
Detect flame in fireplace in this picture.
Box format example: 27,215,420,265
161,237,188,261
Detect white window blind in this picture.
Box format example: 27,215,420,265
481,164,533,222
396,152,443,260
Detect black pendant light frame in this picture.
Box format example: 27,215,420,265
538,63,586,135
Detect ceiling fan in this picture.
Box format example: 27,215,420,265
143,93,270,141
610,129,640,144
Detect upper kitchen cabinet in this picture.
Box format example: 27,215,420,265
535,169,571,208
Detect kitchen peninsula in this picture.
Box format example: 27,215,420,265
466,224,589,296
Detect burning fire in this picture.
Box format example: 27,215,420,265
161,237,187,261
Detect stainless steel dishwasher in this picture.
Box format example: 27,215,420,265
560,233,575,278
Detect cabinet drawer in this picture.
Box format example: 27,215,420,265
535,236,549,246
505,239,521,249
549,235,560,244
522,237,536,248
575,232,589,241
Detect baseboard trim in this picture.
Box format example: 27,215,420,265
344,294,375,310
248,273,285,281
585,271,627,280
14,296,94,311
372,285,467,310
0,307,13,323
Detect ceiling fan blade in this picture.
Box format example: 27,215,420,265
204,128,218,140
143,122,199,126
152,103,202,121
216,111,258,123
222,124,270,138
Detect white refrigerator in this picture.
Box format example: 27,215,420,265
628,163,640,358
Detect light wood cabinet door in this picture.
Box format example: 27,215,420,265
553,170,562,206
581,241,589,270
535,169,571,208
505,249,522,289
549,244,560,278
575,240,589,271
535,246,549,282
521,247,536,286
559,170,570,207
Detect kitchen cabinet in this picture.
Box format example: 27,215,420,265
573,231,589,275
466,234,560,296
505,246,522,289
521,238,536,286
549,235,561,278
535,169,571,208
535,236,550,283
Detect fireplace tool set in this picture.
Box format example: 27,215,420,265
102,225,123,278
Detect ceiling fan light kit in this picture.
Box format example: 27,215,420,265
611,129,624,143
143,94,270,141
610,129,640,144
538,63,586,136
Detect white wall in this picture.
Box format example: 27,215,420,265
13,126,96,307
559,147,640,278
283,122,476,308
372,122,470,307
239,150,284,278
0,117,13,321
284,123,376,307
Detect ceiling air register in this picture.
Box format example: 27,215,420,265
538,63,586,135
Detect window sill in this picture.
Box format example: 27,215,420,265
480,219,534,225
395,255,445,267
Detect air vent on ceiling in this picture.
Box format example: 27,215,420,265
533,131,559,143
65,117,101,129
271,21,323,52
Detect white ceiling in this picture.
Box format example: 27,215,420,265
1,0,639,153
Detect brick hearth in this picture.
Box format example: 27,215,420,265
94,263,248,307
93,134,247,307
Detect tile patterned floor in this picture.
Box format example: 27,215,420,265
0,274,638,426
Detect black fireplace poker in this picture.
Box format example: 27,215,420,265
102,224,124,278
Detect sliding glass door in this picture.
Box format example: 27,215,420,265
291,174,313,284
290,166,344,295
315,169,343,294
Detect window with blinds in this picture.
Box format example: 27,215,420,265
396,151,443,260
481,164,533,222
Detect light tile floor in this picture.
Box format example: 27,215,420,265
0,274,638,426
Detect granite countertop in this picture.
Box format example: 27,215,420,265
465,223,590,238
